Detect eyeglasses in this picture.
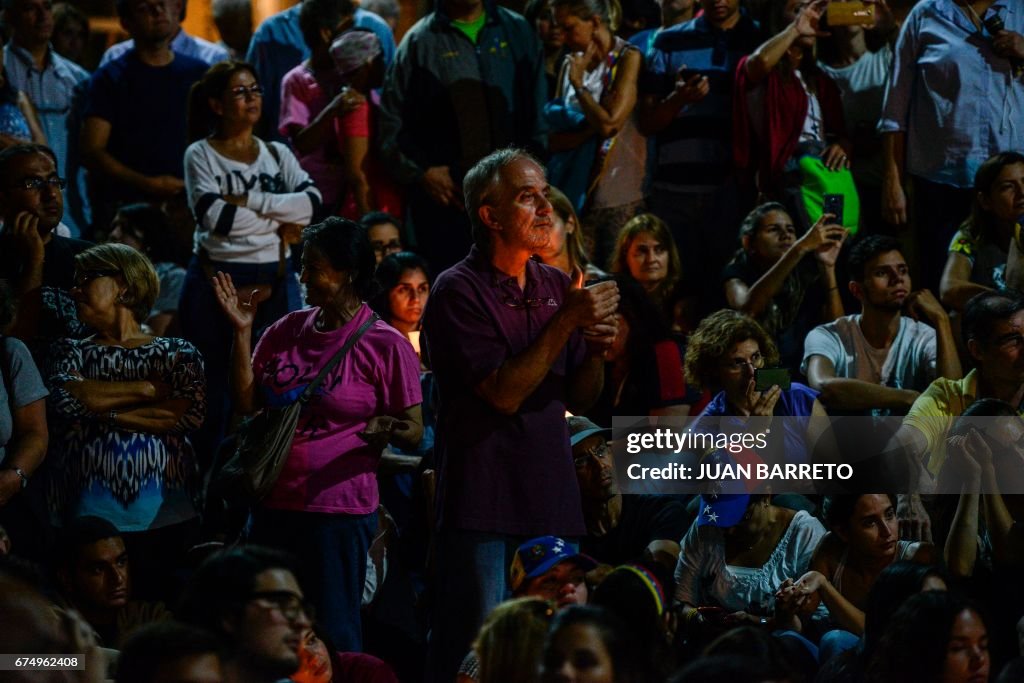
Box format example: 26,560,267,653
247,590,314,623
721,351,765,372
11,176,67,192
73,269,120,287
501,295,558,310
228,84,264,100
371,239,402,256
574,442,610,469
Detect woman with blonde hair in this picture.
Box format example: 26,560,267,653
609,213,691,332
535,186,603,282
47,242,206,600
547,0,645,266
473,598,555,683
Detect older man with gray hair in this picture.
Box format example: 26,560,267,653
421,147,619,682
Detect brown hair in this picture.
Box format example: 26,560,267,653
547,185,590,273
186,61,259,143
684,309,780,391
609,213,682,300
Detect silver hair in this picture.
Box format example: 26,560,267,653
463,148,543,249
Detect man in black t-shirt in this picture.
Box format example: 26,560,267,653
569,416,690,571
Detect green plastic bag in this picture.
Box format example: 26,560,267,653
798,155,860,235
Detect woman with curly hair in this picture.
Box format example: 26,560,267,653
213,217,422,652
685,309,832,466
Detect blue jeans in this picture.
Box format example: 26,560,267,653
426,530,578,683
819,629,860,664
250,508,376,652
178,257,298,465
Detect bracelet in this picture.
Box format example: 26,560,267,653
827,286,839,291
3,467,28,490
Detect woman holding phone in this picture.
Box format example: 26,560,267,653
685,309,833,467
723,202,846,371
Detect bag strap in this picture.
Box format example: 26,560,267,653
265,140,282,166
298,312,379,404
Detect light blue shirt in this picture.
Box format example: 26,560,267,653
3,44,88,174
99,28,230,68
878,0,1024,188
3,43,90,236
246,5,396,142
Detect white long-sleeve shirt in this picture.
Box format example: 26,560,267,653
185,138,321,263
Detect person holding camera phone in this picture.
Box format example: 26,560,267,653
724,202,847,372
685,310,835,469
734,0,852,202
637,0,763,289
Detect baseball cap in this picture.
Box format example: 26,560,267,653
696,493,752,528
509,536,597,592
567,416,612,448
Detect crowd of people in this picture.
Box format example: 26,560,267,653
0,0,1022,681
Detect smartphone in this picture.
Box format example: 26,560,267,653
677,67,706,83
823,193,845,227
754,367,792,392
695,606,727,621
827,1,875,26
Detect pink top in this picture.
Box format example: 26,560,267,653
252,305,422,514
279,64,344,209
336,96,403,220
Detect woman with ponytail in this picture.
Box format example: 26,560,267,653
547,0,645,268
180,60,321,461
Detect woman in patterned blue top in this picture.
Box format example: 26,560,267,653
46,243,206,598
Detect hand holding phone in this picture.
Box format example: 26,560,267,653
828,1,876,26
754,367,792,392
822,193,845,227
673,65,710,103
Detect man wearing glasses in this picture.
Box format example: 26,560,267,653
178,546,313,683
0,143,90,361
2,0,90,237
568,415,689,573
421,148,619,682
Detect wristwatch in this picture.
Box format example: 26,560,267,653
4,467,28,490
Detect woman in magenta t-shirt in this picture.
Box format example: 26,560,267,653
213,217,423,652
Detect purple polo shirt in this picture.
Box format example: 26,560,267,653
422,246,588,537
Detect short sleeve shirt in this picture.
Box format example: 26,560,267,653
252,305,422,514
900,369,1009,476
422,247,588,536
674,509,826,613
0,337,48,464
801,314,938,416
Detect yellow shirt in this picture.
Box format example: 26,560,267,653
902,369,979,476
